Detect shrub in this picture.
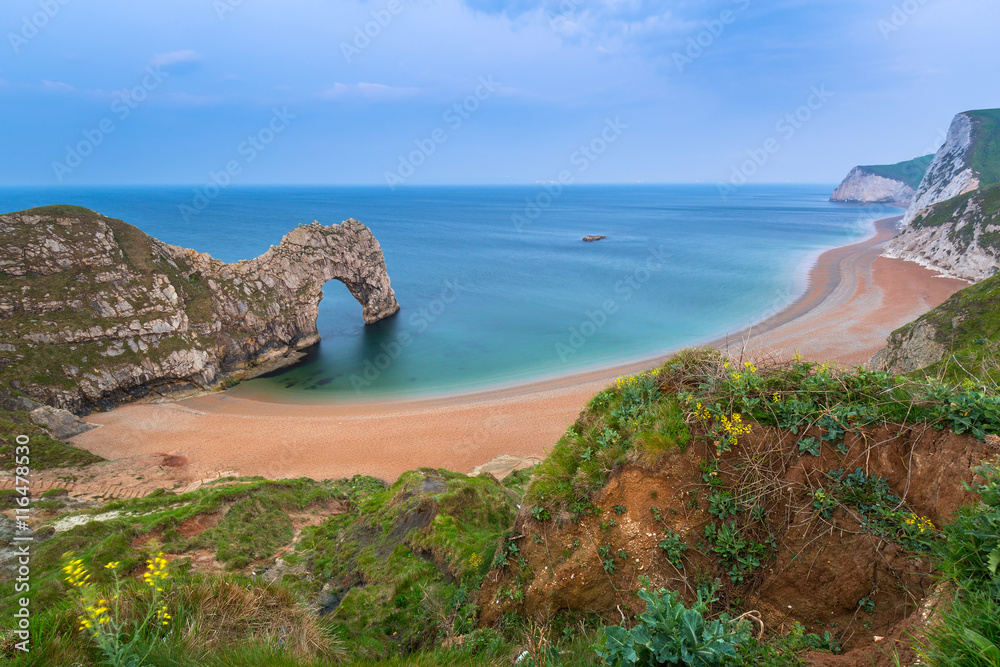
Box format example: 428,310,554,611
596,588,750,666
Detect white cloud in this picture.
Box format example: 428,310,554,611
160,91,222,106
151,50,204,72
40,80,76,93
320,82,422,101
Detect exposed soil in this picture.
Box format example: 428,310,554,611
479,423,994,665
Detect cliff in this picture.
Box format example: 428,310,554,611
883,183,1000,282
829,154,933,206
900,109,1000,226
0,206,399,413
871,270,1000,377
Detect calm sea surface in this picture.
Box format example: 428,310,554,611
0,185,894,399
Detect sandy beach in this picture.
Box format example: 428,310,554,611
70,216,968,483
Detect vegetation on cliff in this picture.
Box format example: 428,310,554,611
966,109,1000,186
859,154,935,190
873,257,1000,379
3,348,999,666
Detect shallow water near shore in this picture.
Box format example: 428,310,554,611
0,184,893,399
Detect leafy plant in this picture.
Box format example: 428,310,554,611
810,488,837,519
703,522,769,584
597,588,750,666
531,505,551,522
707,491,742,520
61,553,173,667
658,530,688,570
797,436,820,457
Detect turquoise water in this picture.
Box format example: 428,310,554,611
0,185,893,399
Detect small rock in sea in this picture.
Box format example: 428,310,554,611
582,235,606,242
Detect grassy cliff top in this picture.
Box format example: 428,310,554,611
888,266,1000,384
860,153,935,189
967,108,1000,186
908,182,1000,264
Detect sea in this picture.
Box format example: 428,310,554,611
0,185,895,400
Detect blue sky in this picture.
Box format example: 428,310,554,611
1,0,998,186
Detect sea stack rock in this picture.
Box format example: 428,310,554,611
582,235,606,242
0,206,400,413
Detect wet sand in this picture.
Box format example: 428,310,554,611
71,217,968,482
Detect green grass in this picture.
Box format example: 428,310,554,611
880,267,1000,385
8,346,1000,665
1,471,518,664
0,409,103,469
914,459,1000,666
861,154,935,190
0,478,354,628
525,368,689,516
298,468,518,660
968,108,1000,186
525,348,1000,518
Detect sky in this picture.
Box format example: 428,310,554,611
0,0,998,187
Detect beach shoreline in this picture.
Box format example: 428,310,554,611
70,216,969,482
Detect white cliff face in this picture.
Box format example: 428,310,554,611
830,167,916,206
901,113,981,226
883,187,1000,283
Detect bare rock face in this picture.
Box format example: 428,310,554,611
883,184,1000,283
870,320,948,374
901,113,981,226
0,206,399,413
830,167,917,206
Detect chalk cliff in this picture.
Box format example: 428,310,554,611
883,184,1000,283
830,155,933,206
900,110,1000,226
0,206,399,413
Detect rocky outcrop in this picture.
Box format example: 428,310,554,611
0,391,97,438
830,155,933,206
870,271,1000,374
831,167,916,206
900,110,1000,226
883,184,1000,282
0,206,399,413
870,319,948,374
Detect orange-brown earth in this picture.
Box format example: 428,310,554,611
479,423,996,664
